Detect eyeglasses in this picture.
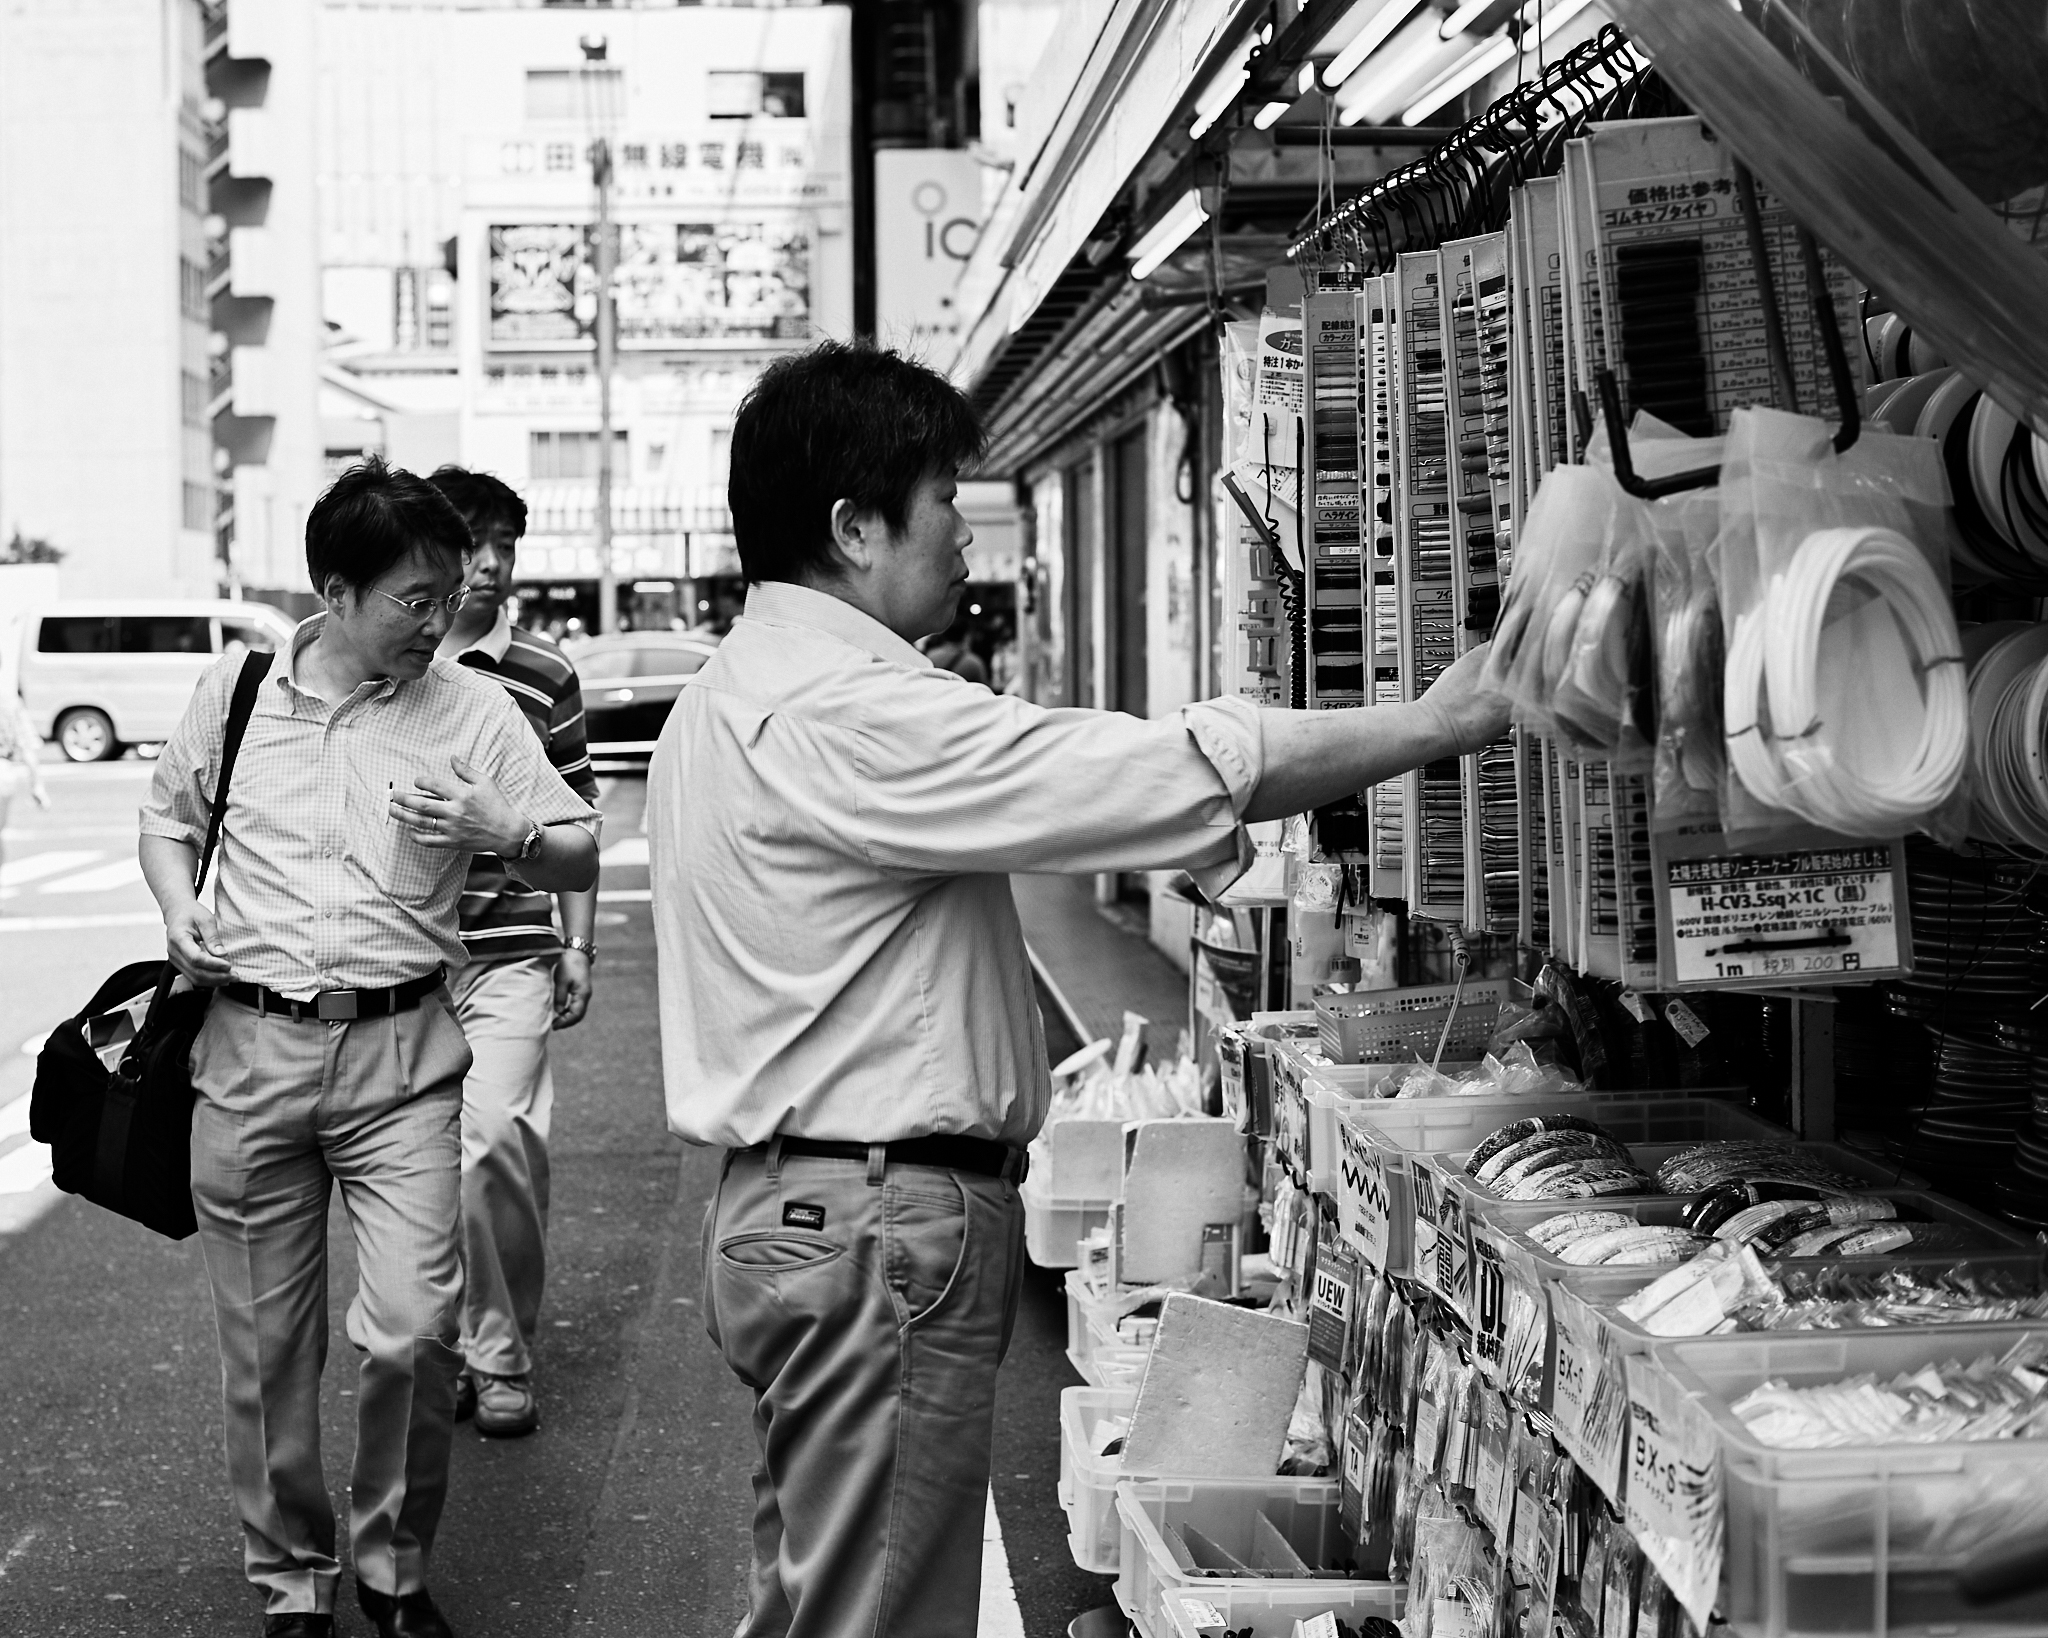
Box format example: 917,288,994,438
373,586,473,621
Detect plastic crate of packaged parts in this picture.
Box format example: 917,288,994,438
1161,1581,1407,1637
1113,1477,1351,1638
1652,1324,2048,1638
1021,1174,1115,1270
1063,1270,1158,1386
1487,1190,2035,1298
1334,1093,1779,1279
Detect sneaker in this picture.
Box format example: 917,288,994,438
473,1371,539,1438
453,1370,477,1424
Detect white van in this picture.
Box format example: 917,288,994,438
17,599,299,762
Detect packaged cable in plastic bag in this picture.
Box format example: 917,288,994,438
1649,490,1727,827
1485,464,1625,739
1716,405,1967,839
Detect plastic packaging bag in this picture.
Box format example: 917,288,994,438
1649,489,1727,828
1716,405,1967,840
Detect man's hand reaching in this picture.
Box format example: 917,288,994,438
1417,642,1512,758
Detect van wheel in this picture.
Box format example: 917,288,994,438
56,708,119,763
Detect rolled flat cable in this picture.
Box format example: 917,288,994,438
1724,525,1967,832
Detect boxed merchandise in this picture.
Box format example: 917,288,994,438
1651,1325,2048,1637
1161,1582,1405,1638
1113,1477,1363,1638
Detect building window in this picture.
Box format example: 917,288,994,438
182,482,211,531
708,71,805,120
182,370,206,426
179,148,202,212
424,270,453,350
179,257,207,320
530,430,629,483
526,66,621,123
544,141,577,172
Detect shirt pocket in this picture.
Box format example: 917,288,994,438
347,739,456,908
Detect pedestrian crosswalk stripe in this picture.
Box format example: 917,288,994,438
0,850,99,887
37,858,144,895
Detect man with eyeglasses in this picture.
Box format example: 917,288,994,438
139,458,600,1638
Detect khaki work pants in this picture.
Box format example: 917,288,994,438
188,989,468,1615
704,1143,1026,1638
450,956,555,1378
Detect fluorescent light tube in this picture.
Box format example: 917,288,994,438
1335,27,1443,125
1252,98,1292,130
1323,0,1427,90
1438,0,1496,36
1128,190,1209,281
1400,35,1514,124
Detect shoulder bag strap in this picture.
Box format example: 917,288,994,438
133,646,277,1032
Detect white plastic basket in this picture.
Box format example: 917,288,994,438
1315,978,1510,1063
1161,1582,1407,1638
1113,1478,1352,1638
1022,1175,1115,1270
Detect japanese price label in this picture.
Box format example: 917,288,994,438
1306,1243,1357,1374
1658,840,1907,989
1336,1116,1394,1269
1549,1289,1626,1504
1623,1355,1726,1632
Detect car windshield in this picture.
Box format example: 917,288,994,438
579,645,712,683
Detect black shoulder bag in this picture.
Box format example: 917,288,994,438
29,647,274,1239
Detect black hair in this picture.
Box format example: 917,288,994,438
306,455,472,594
727,341,985,585
426,465,529,544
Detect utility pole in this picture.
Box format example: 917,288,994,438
593,133,618,636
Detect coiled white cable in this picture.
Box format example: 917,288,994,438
1723,525,1967,833
1970,628,2048,852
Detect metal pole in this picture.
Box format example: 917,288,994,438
594,136,618,636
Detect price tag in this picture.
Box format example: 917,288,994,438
1340,1407,1370,1541
1664,999,1710,1048
1549,1289,1626,1504
1656,838,1909,989
1623,1355,1725,1633
1336,1116,1393,1269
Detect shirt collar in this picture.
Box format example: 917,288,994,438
282,612,398,705
446,604,513,665
742,581,932,670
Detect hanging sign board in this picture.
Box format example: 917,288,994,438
1335,1116,1395,1270
1652,830,1910,990
1623,1354,1726,1632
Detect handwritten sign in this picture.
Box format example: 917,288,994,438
1336,1116,1393,1269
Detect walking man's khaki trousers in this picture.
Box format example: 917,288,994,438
704,1142,1026,1638
188,989,469,1615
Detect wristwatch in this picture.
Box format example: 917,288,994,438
565,936,598,961
515,819,544,861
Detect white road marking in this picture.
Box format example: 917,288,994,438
0,911,160,933
0,1093,33,1143
0,1527,39,1577
0,1140,52,1197
979,1487,1025,1638
38,858,144,895
0,850,100,887
599,836,649,868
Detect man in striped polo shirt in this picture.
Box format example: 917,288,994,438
429,467,601,1438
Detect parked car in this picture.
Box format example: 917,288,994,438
18,599,298,762
574,630,721,767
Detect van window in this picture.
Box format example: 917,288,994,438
37,616,117,653
220,619,279,653
117,616,212,655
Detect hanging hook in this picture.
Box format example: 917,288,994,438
1593,368,1720,499
1796,227,1862,453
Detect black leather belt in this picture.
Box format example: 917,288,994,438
220,967,446,1023
774,1134,1029,1184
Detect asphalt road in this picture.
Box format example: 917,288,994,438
0,759,1119,1637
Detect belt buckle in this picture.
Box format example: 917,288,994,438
315,990,359,1022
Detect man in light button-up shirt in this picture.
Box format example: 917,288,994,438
652,345,1506,1638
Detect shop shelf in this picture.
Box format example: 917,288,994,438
1160,1580,1407,1637
1022,1175,1116,1270
1060,1386,1139,1570
1113,1477,1351,1638
1650,1325,2048,1637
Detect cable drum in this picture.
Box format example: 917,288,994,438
1967,624,2048,852
1724,524,1968,833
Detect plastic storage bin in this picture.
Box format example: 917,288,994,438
1161,1581,1407,1637
1064,1270,1159,1385
1022,1174,1115,1270
1060,1386,1139,1571
1114,1477,1350,1638
1651,1324,2048,1637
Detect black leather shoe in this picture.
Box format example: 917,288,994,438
356,1584,455,1638
262,1617,334,1638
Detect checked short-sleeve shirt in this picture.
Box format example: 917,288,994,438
142,615,599,998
